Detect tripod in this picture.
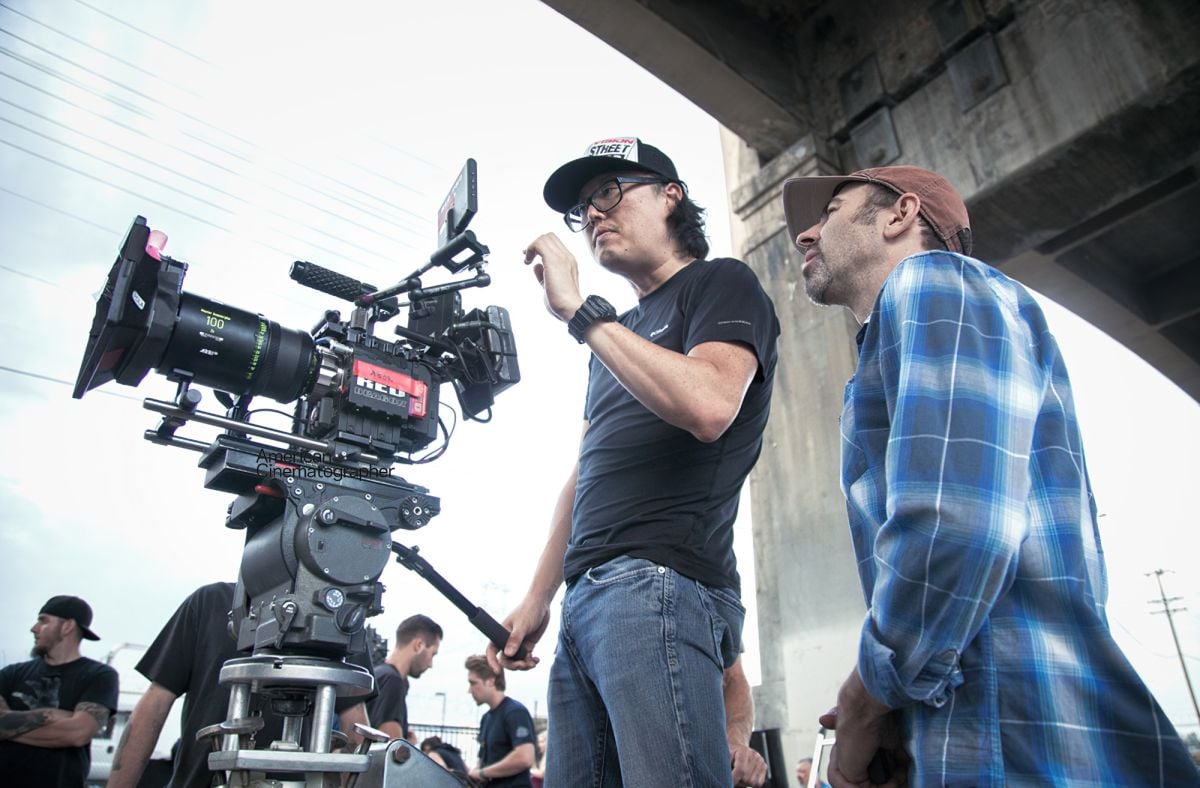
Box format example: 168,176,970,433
200,654,460,787
144,401,516,787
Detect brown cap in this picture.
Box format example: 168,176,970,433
782,165,972,255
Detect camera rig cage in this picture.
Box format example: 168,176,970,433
73,161,519,787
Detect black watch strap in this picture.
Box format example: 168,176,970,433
567,295,617,343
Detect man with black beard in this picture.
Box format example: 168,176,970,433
0,596,119,787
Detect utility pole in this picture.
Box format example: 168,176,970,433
1146,569,1200,730
434,691,447,730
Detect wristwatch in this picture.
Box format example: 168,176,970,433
567,295,617,343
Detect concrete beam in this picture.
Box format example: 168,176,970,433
722,128,864,758
540,0,807,157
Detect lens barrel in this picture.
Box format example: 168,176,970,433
157,293,316,403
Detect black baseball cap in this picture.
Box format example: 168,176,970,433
40,595,100,640
543,136,682,212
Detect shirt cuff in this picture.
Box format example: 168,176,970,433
857,616,964,709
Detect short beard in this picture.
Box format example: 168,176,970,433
804,277,830,306
802,261,834,306
31,643,47,658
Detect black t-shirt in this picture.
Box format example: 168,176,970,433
477,696,535,788
365,663,408,738
566,257,780,589
0,655,119,787
136,582,375,788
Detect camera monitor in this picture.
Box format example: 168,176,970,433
436,158,477,248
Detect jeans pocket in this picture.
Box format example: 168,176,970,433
696,583,745,669
583,555,660,586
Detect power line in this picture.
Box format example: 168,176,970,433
0,21,252,149
0,67,400,271
0,0,202,99
0,75,429,257
60,0,437,194
0,261,66,287
0,26,429,244
0,184,113,235
366,132,439,172
68,0,214,67
0,115,237,217
0,134,411,288
0,181,380,328
0,67,239,177
0,136,231,231
0,94,406,279
0,7,455,288
1112,615,1200,663
0,95,249,203
0,39,156,123
0,363,141,401
0,180,395,322
67,0,436,190
0,98,419,269
1147,569,1200,731
0,9,442,265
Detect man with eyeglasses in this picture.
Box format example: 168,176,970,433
490,137,779,786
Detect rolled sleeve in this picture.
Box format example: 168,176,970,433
858,615,963,709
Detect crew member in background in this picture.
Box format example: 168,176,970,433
108,582,373,788
366,613,442,743
0,595,119,788
421,734,470,777
466,654,535,786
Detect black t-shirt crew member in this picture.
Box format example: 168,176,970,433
107,582,374,788
494,137,779,785
0,596,119,788
466,655,536,786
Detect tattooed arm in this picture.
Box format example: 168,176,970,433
0,696,72,741
7,699,110,748
107,683,177,788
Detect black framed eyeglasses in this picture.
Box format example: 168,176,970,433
563,176,669,232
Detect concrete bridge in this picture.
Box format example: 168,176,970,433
543,0,1200,764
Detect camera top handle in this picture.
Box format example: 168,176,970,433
289,260,402,320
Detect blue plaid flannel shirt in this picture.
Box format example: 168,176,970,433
841,251,1197,786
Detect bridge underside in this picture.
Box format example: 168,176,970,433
546,0,1200,398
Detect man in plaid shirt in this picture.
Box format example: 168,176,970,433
783,165,1197,786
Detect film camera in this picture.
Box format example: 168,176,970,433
73,161,517,786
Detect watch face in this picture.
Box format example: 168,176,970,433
591,296,615,318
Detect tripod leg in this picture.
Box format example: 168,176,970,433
309,683,337,754
223,683,250,752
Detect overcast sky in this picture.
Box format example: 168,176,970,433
0,0,1197,751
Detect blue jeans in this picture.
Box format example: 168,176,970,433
546,556,745,787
